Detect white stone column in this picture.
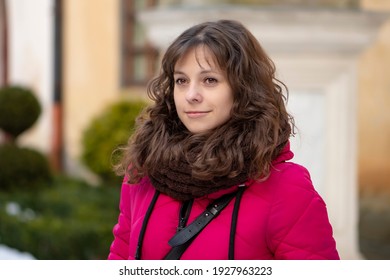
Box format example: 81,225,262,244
5,0,54,152
274,54,361,259
138,6,389,259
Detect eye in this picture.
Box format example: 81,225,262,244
204,77,217,84
175,78,187,85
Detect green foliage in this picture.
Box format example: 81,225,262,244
0,85,41,140
0,85,52,192
81,99,148,185
0,144,52,191
0,176,120,259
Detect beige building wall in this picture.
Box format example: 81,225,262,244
359,1,390,192
362,0,390,10
63,0,121,176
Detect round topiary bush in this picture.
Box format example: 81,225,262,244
0,144,52,191
0,85,42,141
81,99,148,185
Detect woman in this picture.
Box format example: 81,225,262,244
108,19,339,260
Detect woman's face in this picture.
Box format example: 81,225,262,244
173,46,234,134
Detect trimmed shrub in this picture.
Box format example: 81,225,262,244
0,176,120,259
0,85,41,140
81,99,148,185
0,144,52,191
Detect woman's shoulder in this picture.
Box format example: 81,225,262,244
120,176,156,200
249,161,320,201
272,161,313,188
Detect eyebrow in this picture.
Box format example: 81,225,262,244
173,69,221,75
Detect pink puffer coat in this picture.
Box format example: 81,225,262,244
108,143,339,260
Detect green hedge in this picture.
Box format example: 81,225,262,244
0,144,52,191
81,99,148,185
0,176,120,259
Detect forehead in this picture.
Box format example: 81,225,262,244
174,45,220,70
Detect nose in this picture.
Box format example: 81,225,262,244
185,83,202,103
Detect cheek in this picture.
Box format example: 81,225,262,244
173,93,184,119
222,91,234,112
217,95,234,122
173,92,180,108
223,103,233,121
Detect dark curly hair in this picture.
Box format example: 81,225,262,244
115,19,294,183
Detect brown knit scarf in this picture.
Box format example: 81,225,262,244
149,152,249,201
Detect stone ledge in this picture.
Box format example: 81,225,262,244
138,6,389,55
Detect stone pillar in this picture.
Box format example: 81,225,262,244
138,6,389,259
5,0,54,153
276,54,361,259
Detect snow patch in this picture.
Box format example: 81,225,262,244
0,244,35,260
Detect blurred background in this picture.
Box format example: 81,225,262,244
0,0,389,260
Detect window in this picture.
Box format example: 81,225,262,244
121,0,159,86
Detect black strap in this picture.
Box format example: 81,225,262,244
135,186,246,260
164,189,242,260
164,238,192,260
228,185,245,259
177,199,193,232
135,190,160,260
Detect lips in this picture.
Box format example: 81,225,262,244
185,111,210,118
